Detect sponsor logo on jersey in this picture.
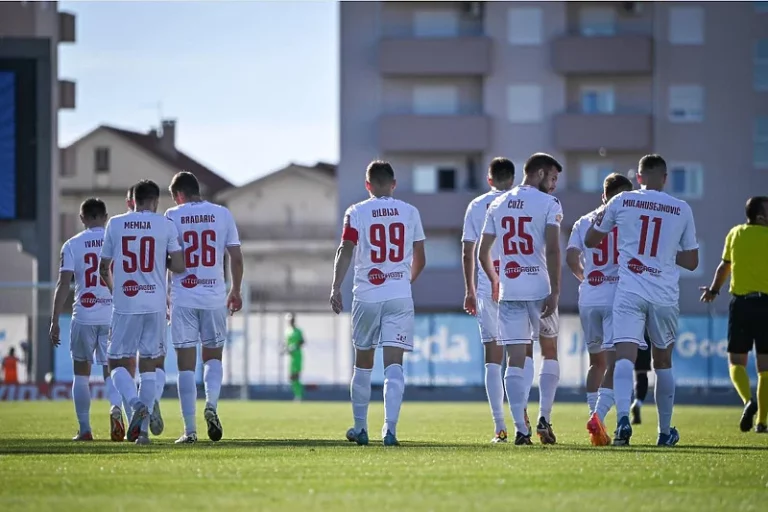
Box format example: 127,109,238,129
180,274,217,289
367,268,404,286
587,270,619,287
627,258,662,275
79,292,112,308
122,280,157,297
504,261,540,279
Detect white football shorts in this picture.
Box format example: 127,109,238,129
609,289,679,350
476,296,499,343
70,320,109,366
498,299,544,345
108,311,167,360
539,307,560,338
351,297,414,351
171,305,228,350
579,305,613,354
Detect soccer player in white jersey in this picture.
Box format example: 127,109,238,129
165,171,244,444
585,154,699,446
478,153,563,446
99,180,185,445
331,160,426,447
49,198,124,441
566,173,633,446
461,157,515,443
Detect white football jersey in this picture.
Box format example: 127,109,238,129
101,211,182,314
165,201,241,309
461,189,505,299
59,227,113,325
568,208,620,307
482,185,563,301
593,189,698,306
342,196,425,303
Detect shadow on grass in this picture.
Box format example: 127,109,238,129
1,438,766,456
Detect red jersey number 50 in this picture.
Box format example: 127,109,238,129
122,236,155,273
501,216,534,256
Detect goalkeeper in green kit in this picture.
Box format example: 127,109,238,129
284,313,305,401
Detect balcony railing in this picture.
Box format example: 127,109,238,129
237,223,337,241
250,283,329,303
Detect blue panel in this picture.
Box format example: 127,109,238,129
0,72,16,219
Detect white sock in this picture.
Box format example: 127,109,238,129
523,356,534,402
614,359,635,422
504,366,527,435
383,364,405,437
538,359,560,423
139,372,156,434
595,387,615,422
73,375,91,434
104,375,122,409
350,367,372,432
485,363,506,433
111,366,139,408
655,368,675,436
204,359,223,409
155,368,166,401
587,391,598,416
178,370,197,435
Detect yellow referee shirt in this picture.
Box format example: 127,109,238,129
722,224,768,295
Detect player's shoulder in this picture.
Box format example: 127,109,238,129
574,209,598,228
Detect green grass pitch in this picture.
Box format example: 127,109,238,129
0,400,766,512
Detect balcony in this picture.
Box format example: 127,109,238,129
378,115,490,153
379,37,492,76
58,80,76,110
412,268,465,311
396,191,477,230
250,283,329,305
554,113,652,152
552,34,653,75
58,12,76,43
238,223,337,254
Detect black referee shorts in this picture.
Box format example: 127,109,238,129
728,293,768,354
635,329,651,371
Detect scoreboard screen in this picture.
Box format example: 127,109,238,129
0,59,37,221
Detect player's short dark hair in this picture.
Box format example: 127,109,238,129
746,196,768,223
133,180,161,203
638,154,667,175
524,153,562,175
488,157,515,183
603,173,633,196
126,186,135,201
366,160,395,186
169,171,201,197
80,198,107,219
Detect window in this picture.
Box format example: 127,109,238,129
755,40,768,91
580,164,614,192
413,10,458,38
94,147,110,173
581,85,615,114
667,163,703,199
755,117,768,169
668,85,704,122
579,6,616,36
669,7,704,45
424,235,461,269
507,85,542,123
679,240,704,278
412,85,458,115
507,7,542,45
413,164,457,193
756,2,768,13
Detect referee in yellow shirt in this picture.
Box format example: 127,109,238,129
700,196,768,433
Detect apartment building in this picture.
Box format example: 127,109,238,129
216,162,337,311
339,1,768,315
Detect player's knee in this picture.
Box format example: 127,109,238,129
382,346,404,368
176,347,197,372
354,349,375,370
540,337,558,360
525,343,534,358
729,353,749,366
484,342,504,365
651,347,673,370
202,346,223,363
73,360,91,376
507,344,527,368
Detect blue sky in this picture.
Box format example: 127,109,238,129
58,0,339,185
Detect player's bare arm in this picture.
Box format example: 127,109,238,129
167,250,185,274
477,233,498,301
700,259,731,303
226,245,244,314
542,224,561,318
330,240,355,314
98,257,114,294
565,247,584,282
676,248,699,271
49,269,74,347
461,241,477,315
411,240,426,284
584,224,607,249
